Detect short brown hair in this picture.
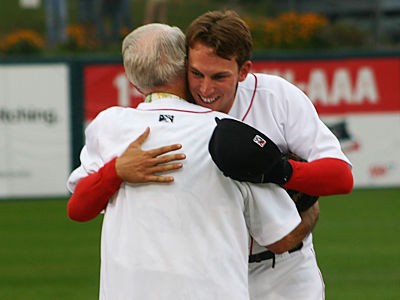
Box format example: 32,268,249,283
185,10,253,68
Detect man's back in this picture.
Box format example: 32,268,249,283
97,99,249,299
68,97,300,300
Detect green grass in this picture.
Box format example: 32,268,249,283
1,188,399,299
0,199,103,300
314,188,400,299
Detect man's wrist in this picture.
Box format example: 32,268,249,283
109,157,124,185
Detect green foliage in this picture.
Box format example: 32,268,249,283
1,29,45,55
316,21,370,49
245,12,330,51
0,0,382,56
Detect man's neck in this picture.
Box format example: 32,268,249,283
150,87,186,100
147,76,188,100
145,92,186,103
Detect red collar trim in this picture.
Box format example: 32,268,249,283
241,73,257,121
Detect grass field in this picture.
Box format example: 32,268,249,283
313,188,400,299
0,198,102,300
0,188,399,299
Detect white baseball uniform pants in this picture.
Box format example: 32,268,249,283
249,240,325,300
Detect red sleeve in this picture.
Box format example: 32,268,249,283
67,157,124,222
282,158,353,196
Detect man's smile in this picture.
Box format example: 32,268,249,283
199,95,219,103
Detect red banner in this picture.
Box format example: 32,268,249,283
84,65,144,121
84,57,400,121
252,57,400,115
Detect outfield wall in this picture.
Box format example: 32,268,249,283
1,52,400,198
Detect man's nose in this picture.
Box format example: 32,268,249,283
199,77,213,95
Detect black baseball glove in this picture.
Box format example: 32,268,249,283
208,118,293,185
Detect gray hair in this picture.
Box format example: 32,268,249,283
122,23,186,91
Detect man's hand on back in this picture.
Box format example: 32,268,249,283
115,127,186,183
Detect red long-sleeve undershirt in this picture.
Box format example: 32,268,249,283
67,157,353,222
67,157,123,222
283,158,353,196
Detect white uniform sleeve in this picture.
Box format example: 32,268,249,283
243,182,301,246
281,78,351,165
66,109,112,193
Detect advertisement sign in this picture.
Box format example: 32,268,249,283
251,57,400,188
321,113,400,187
0,64,71,198
84,57,400,188
252,57,400,114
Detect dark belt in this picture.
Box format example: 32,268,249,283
248,242,303,267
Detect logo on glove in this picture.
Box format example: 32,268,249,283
253,135,266,148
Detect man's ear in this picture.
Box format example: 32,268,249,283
133,84,145,95
238,60,252,82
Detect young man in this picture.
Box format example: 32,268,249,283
185,10,353,300
67,23,303,299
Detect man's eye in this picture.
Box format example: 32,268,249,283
213,75,226,80
191,70,202,77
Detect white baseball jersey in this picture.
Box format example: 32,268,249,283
67,95,301,300
229,73,351,300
